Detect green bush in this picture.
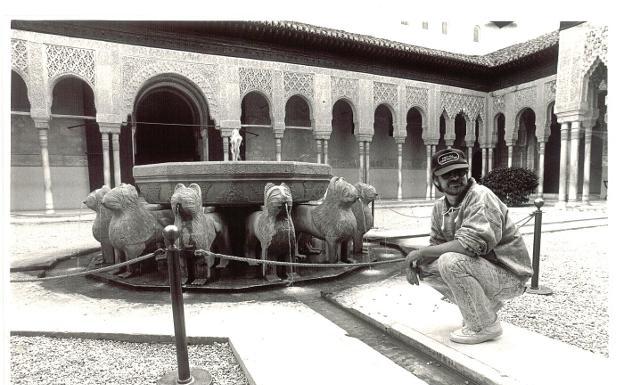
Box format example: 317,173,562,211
482,167,539,206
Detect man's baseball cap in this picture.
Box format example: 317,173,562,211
432,148,469,176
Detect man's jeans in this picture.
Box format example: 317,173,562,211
421,252,526,331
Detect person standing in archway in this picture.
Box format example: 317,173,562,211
405,148,533,344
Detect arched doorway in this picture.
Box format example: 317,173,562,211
122,75,215,184
370,104,397,198
329,99,358,182
283,95,315,162
543,103,560,194
404,107,426,197
472,118,483,181
515,109,537,169
493,114,506,169
241,91,273,161
453,113,467,154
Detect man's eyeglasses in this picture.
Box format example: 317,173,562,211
439,168,468,179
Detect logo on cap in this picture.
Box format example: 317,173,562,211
438,152,459,165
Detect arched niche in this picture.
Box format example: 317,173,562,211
241,91,273,161
283,94,315,162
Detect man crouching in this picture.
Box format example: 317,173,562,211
406,148,532,344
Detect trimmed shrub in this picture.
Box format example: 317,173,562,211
482,167,539,206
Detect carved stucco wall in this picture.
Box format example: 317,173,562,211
11,39,29,83
373,81,398,114
405,85,428,117
283,71,314,102
239,67,273,100
440,91,485,121
331,76,358,107
45,43,95,88
555,23,608,117
122,56,219,121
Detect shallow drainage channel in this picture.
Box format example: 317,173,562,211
292,293,474,385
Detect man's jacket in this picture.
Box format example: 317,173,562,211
430,178,533,280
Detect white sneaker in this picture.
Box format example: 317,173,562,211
450,320,503,344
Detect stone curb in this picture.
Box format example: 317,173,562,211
321,293,522,385
10,331,255,385
10,247,101,272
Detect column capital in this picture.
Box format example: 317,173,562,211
32,118,50,130
394,136,406,144
356,134,373,142
423,139,438,146
219,119,241,132
274,129,285,139
313,132,331,141
98,122,121,134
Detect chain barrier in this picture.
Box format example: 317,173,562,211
10,249,165,283
9,211,539,283
195,249,405,268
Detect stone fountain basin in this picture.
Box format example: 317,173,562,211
133,161,332,206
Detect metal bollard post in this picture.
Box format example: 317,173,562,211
525,198,553,295
158,225,213,385
371,199,375,228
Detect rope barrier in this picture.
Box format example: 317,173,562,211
10,249,165,283
515,212,536,228
195,249,405,268
387,208,428,218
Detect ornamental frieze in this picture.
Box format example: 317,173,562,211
331,76,358,104
514,87,537,111
284,71,314,100
373,81,398,111
544,80,557,104
122,56,218,118
239,67,273,98
45,44,95,86
440,91,485,121
581,25,608,76
406,86,428,111
493,95,505,113
11,39,28,77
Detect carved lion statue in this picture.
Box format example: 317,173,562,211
244,182,296,281
230,128,243,161
171,183,231,283
102,183,165,278
351,182,378,255
84,185,114,265
292,176,358,264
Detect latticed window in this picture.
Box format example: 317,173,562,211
442,22,447,34
422,21,428,30
474,26,480,42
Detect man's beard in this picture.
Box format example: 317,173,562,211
443,180,468,196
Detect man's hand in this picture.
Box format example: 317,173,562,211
405,250,423,269
405,250,422,285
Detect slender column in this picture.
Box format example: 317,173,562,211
481,147,486,178
101,133,111,187
467,145,473,178
35,121,54,213
487,147,493,173
316,139,322,164
365,141,370,184
397,142,403,200
425,145,432,200
111,133,121,187
323,139,329,165
222,137,230,161
131,122,137,165
275,137,282,162
537,141,546,198
582,125,593,204
358,141,365,183
568,121,581,204
557,122,570,204
445,139,454,149
201,128,209,161
507,145,513,168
